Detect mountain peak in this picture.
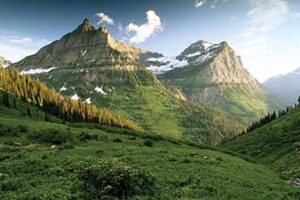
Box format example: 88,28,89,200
74,18,96,32
0,56,12,68
292,66,300,74
98,26,108,34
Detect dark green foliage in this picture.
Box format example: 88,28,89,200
27,129,73,145
143,139,154,147
75,160,157,199
0,67,140,131
26,108,32,118
128,136,136,140
18,125,28,133
78,131,98,141
112,138,122,143
12,98,17,109
0,124,19,137
2,91,10,108
245,103,298,134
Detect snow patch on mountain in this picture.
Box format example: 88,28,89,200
59,85,67,92
71,93,80,100
95,86,107,95
194,51,216,64
81,49,88,56
146,57,188,75
21,67,57,75
84,97,92,104
185,52,201,58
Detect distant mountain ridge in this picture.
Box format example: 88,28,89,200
142,40,281,122
263,67,300,106
0,56,12,68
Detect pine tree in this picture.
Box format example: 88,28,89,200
2,91,10,108
13,98,17,109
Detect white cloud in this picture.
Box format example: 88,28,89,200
235,36,270,57
234,0,300,82
236,0,290,59
195,0,229,9
0,34,49,62
195,0,206,8
126,10,163,44
8,36,33,44
95,12,114,25
243,0,288,37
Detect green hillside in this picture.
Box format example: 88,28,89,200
0,94,299,199
223,104,300,185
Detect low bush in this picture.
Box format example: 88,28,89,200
0,124,19,137
112,138,122,143
143,139,154,147
18,125,28,133
27,129,73,145
78,131,98,141
75,160,157,199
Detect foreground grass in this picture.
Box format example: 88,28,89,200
223,105,300,184
0,113,299,199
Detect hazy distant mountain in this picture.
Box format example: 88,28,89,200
12,18,243,145
143,40,281,122
263,67,300,106
0,56,12,68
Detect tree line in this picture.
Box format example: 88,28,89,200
0,67,140,131
243,101,299,134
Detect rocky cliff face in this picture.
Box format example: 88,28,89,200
15,18,147,71
0,56,12,68
143,40,281,121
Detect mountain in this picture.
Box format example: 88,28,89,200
223,104,300,186
12,18,243,145
143,40,281,122
0,56,12,68
263,67,300,106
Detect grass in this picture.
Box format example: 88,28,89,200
223,105,300,182
0,107,299,199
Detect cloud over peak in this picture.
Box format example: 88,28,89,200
95,12,114,25
126,10,163,44
195,0,206,8
9,36,32,44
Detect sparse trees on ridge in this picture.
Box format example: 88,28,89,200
244,103,298,134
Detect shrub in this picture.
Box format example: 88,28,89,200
27,129,73,145
18,125,28,133
112,138,122,143
0,125,18,137
128,136,137,140
143,139,154,147
75,160,157,200
78,132,92,141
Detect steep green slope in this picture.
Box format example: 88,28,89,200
12,19,244,145
223,105,300,185
0,67,140,130
0,104,299,199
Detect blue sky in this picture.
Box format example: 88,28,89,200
0,0,299,82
